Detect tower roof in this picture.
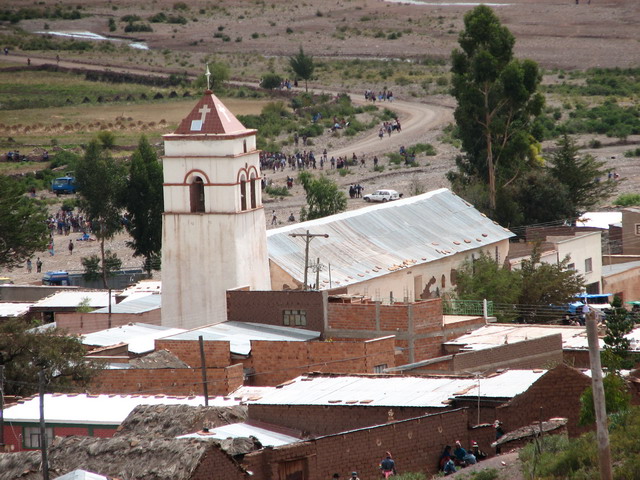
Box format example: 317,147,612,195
173,90,248,135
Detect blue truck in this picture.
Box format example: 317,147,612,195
51,176,77,195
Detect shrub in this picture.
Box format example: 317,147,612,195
624,147,640,157
260,73,282,90
124,22,153,33
614,193,640,206
265,185,290,197
121,14,141,22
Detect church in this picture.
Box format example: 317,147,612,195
161,92,513,329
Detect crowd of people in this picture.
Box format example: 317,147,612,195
364,89,394,103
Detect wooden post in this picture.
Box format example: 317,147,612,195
199,336,209,406
586,309,613,480
39,370,49,480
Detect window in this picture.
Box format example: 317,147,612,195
374,364,388,373
283,309,306,326
240,177,247,211
567,263,575,271
635,224,640,235
585,258,593,273
24,426,54,449
189,176,205,212
250,173,257,209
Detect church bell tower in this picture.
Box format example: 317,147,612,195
161,90,270,328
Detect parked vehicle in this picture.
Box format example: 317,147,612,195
42,269,147,289
363,189,402,203
51,176,77,195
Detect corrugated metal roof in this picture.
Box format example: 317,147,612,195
267,188,514,289
33,291,114,309
82,323,186,354
177,422,300,447
0,302,33,317
91,294,161,314
602,260,640,277
120,281,162,296
444,324,594,351
246,370,545,407
4,387,273,425
576,211,622,229
163,321,320,356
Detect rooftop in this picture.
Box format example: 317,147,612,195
82,323,185,354
267,188,514,289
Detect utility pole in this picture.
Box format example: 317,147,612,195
199,336,209,406
39,370,49,480
586,308,613,480
0,365,4,449
288,230,329,290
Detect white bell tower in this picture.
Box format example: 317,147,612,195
161,90,271,328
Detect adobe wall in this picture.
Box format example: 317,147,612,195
496,364,591,438
248,403,447,437
0,285,77,302
246,336,396,385
602,265,640,302
563,350,591,369
226,290,326,333
155,339,231,368
56,310,161,335
2,424,118,453
90,363,244,396
243,409,475,480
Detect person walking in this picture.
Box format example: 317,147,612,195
36,257,43,273
271,210,277,226
68,239,74,255
26,258,32,273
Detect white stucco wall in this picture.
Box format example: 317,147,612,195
552,231,602,291
162,210,271,328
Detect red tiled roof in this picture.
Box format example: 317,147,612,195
174,90,247,135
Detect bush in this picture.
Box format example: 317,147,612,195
614,193,640,206
96,131,116,149
265,185,290,197
260,73,282,90
124,22,153,33
624,147,640,157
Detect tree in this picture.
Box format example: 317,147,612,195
0,318,102,396
454,248,584,323
298,171,347,221
260,72,282,90
449,5,545,213
0,174,49,270
517,248,584,323
123,136,163,275
195,62,230,91
547,134,617,219
75,140,127,288
602,296,635,371
289,46,315,92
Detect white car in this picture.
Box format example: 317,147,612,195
363,189,402,203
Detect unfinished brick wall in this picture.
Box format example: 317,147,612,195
247,337,396,385
563,350,591,369
243,409,471,480
496,364,592,437
155,339,231,368
90,363,244,397
56,310,161,335
226,290,326,332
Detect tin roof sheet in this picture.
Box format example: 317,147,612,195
4,387,271,425
444,324,596,351
246,370,545,407
91,294,161,314
82,323,186,354
177,422,300,447
163,321,320,356
267,188,514,289
33,291,114,309
0,302,33,317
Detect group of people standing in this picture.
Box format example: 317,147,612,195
364,89,394,103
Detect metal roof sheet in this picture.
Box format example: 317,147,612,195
267,188,514,289
163,321,320,356
33,291,114,309
602,260,640,277
576,211,622,229
91,294,161,314
4,387,271,425
0,302,33,317
177,422,300,447
246,370,545,407
444,324,595,351
120,281,162,296
82,323,186,354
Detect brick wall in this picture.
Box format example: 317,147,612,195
191,445,249,480
227,290,326,333
496,364,592,437
243,409,473,480
155,339,231,368
248,403,449,437
563,350,591,369
56,310,161,335
247,337,396,385
90,363,244,397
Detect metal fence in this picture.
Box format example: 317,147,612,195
443,299,493,316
